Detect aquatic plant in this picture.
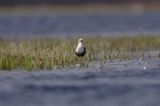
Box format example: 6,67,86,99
0,36,160,70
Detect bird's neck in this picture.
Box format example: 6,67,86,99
78,42,84,47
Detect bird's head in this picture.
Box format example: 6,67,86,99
78,38,84,43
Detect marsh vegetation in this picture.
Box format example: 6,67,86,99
0,36,160,70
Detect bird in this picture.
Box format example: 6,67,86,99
75,38,86,57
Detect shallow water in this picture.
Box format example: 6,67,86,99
0,12,160,37
0,59,160,106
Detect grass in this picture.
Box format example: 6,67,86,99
0,36,160,70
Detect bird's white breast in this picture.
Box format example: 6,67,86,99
75,43,85,54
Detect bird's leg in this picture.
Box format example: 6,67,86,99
77,57,84,67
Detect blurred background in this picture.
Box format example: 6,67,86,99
0,0,159,6
0,0,160,38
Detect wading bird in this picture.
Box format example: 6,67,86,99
75,38,86,57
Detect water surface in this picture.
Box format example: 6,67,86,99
0,12,160,37
0,59,160,106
